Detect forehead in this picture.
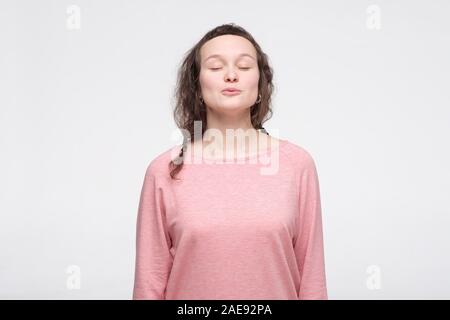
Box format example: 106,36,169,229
200,35,257,62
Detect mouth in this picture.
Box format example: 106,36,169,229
222,89,241,96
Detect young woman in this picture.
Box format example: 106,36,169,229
133,23,328,300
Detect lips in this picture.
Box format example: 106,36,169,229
222,88,241,93
222,90,241,96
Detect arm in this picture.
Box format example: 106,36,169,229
293,154,328,300
132,164,173,299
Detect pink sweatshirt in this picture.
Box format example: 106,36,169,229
132,139,328,300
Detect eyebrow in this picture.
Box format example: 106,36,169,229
204,53,256,62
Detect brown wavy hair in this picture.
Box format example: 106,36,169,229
169,23,275,180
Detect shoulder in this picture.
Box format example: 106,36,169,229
280,139,318,172
144,144,183,178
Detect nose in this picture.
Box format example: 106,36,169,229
224,68,238,82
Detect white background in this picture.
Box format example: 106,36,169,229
1,0,449,299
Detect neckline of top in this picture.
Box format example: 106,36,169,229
184,138,289,163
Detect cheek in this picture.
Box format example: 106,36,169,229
199,71,219,91
242,70,260,89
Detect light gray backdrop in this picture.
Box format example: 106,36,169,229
1,0,449,299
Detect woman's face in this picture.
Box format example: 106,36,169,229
199,35,260,113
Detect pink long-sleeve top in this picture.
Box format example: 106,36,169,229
132,139,328,300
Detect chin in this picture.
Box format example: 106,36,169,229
220,99,249,106
217,103,248,111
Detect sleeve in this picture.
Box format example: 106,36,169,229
132,164,173,300
293,154,328,300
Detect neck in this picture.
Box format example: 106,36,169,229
189,106,271,159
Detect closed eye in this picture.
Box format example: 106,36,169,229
209,67,251,70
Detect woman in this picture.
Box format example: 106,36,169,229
132,23,328,300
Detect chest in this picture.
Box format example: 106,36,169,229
165,163,299,246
